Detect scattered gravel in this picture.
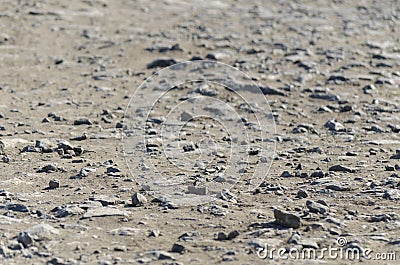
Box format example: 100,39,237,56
1,0,399,263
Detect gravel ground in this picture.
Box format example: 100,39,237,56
1,0,400,264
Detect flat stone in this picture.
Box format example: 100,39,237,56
306,200,328,214
57,140,74,151
311,171,325,178
369,140,400,146
47,257,68,265
187,186,208,195
0,138,30,151
3,203,29,212
224,79,286,96
60,224,88,231
91,195,121,206
24,224,59,240
0,215,23,225
247,238,281,249
328,164,355,173
108,227,140,236
53,204,85,218
310,93,340,101
369,214,393,222
300,239,319,249
146,250,176,260
389,239,400,245
78,201,103,210
296,189,308,198
35,139,58,153
83,207,130,218
73,118,92,125
326,182,351,191
383,189,400,200
206,51,231,60
37,164,58,173
146,58,177,69
180,111,193,122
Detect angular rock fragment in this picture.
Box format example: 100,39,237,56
217,189,237,203
195,83,218,96
326,183,351,191
73,118,92,125
146,58,177,69
362,84,376,94
296,189,308,198
327,74,349,84
171,243,185,253
106,166,121,175
325,120,345,132
274,209,301,228
180,111,193,122
37,164,58,173
281,171,293,178
301,239,319,249
306,200,328,214
216,230,239,241
2,156,9,163
390,150,400,159
2,203,29,212
369,213,393,222
311,171,325,178
91,195,121,206
216,231,227,241
310,93,340,101
48,180,60,189
17,232,33,248
53,204,85,218
131,192,147,206
383,189,400,200
70,134,87,141
35,139,57,153
206,51,231,60
328,164,355,173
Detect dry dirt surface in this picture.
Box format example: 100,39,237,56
1,0,400,264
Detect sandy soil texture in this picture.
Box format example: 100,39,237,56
1,0,400,264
